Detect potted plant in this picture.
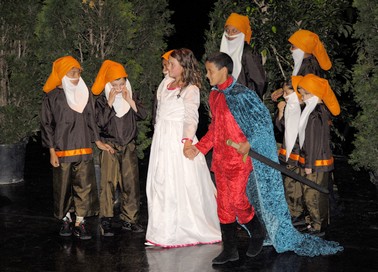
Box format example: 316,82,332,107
0,1,42,184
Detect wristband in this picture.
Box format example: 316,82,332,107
181,138,193,143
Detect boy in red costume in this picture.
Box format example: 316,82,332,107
185,52,265,264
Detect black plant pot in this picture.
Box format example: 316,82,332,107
0,140,27,184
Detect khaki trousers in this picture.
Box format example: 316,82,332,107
300,170,329,231
53,159,99,219
283,165,304,218
99,141,140,223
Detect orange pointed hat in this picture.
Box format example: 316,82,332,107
289,29,332,71
294,74,340,116
43,56,81,93
225,13,252,44
161,50,174,61
92,60,128,95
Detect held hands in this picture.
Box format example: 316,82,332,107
183,141,200,160
95,141,115,154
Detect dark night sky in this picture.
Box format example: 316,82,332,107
167,0,216,60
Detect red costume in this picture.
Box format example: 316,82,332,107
196,76,254,224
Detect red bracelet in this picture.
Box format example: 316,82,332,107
181,138,193,143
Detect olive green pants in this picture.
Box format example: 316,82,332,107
301,170,329,231
53,159,99,219
283,165,304,218
99,141,140,223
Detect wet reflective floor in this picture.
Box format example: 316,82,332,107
1,137,378,272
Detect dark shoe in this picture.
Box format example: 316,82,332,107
122,221,145,233
303,225,325,237
59,217,72,237
212,222,239,265
73,220,92,240
100,217,114,237
244,215,266,257
291,215,306,227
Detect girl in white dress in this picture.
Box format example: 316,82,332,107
145,48,221,247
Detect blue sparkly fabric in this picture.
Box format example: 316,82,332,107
223,81,343,256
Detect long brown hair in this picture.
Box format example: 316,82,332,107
170,48,202,89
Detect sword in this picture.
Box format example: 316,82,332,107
226,139,329,194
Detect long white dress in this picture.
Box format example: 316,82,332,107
146,77,221,247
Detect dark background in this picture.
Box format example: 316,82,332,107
167,0,216,59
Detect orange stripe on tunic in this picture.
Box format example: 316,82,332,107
55,148,93,157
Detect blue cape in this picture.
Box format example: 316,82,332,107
223,80,343,256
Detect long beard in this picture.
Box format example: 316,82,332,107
61,76,89,113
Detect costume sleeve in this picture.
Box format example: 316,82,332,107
275,110,285,132
242,45,266,98
132,92,148,121
95,95,116,131
182,85,199,141
195,91,215,154
302,111,322,169
86,93,101,142
40,94,55,149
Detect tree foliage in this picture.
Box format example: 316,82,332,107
349,0,378,171
36,0,173,158
203,0,354,148
0,0,42,144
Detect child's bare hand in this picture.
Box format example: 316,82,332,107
277,101,286,112
49,148,60,167
183,143,199,160
95,141,115,154
237,141,250,155
271,88,283,102
121,86,131,102
107,88,118,107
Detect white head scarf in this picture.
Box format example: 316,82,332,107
104,79,133,118
220,32,245,80
61,76,89,113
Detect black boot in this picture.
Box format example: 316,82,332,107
244,215,266,257
212,222,239,265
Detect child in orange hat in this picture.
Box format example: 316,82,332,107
41,56,114,240
220,13,266,100
273,30,333,228
92,60,147,236
283,74,340,235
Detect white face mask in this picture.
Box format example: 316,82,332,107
104,80,133,118
291,48,305,76
220,32,245,80
61,75,89,113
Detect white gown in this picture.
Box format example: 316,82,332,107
146,77,221,247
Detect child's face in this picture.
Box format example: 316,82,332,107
205,61,227,86
167,57,183,80
66,67,81,86
298,87,314,102
110,78,126,93
224,25,241,40
162,59,169,75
